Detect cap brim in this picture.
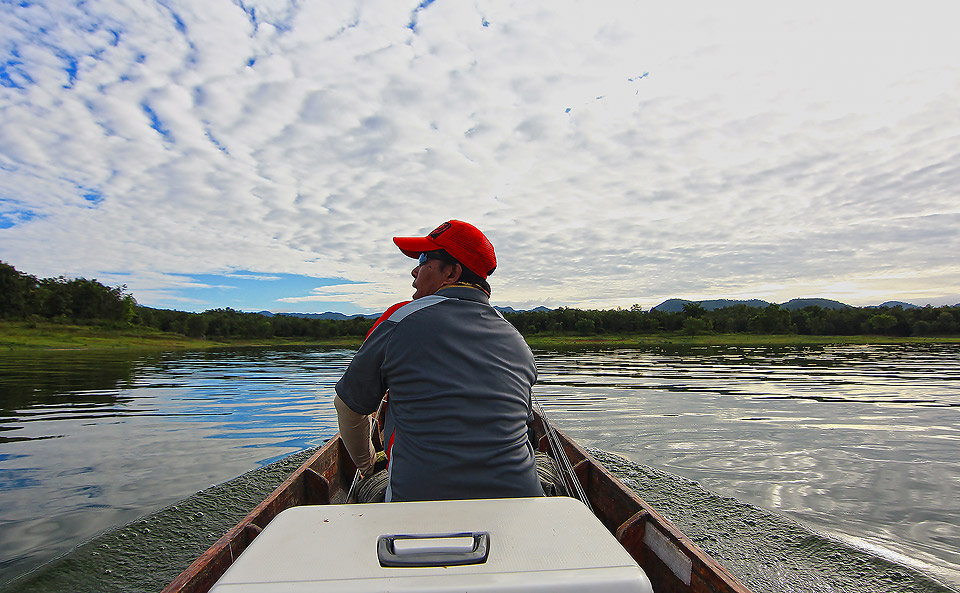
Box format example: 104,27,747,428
393,236,440,259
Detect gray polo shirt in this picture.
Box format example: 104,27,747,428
335,285,543,502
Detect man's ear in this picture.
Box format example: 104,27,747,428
443,263,463,285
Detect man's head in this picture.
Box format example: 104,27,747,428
393,220,496,299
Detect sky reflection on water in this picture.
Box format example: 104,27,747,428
0,347,351,583
0,343,958,590
534,344,960,587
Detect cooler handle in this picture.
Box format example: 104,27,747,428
377,532,490,567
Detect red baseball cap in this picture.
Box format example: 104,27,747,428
393,220,497,279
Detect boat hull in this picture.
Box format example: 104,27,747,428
162,412,751,593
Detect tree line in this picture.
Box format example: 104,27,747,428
0,262,374,339
506,301,960,337
2,261,958,339
1,261,138,323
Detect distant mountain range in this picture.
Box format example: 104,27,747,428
257,305,553,320
257,311,379,321
494,305,552,315
650,298,921,313
257,300,920,319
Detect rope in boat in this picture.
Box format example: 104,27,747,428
533,396,594,514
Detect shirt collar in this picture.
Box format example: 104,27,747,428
436,284,490,305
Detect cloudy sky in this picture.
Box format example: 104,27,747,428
2,1,959,315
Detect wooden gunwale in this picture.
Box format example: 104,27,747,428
163,412,752,593
532,415,749,593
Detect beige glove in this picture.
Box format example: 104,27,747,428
334,395,375,476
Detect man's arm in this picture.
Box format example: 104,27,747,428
334,303,403,476
334,395,375,476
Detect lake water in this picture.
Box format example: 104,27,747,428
0,344,957,592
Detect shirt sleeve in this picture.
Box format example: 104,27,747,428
335,320,393,415
334,395,375,475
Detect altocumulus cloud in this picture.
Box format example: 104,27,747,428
1,0,959,314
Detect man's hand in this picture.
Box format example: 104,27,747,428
371,450,388,474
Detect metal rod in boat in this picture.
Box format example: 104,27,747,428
533,396,593,513
345,468,361,503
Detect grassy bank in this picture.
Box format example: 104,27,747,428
3,321,957,352
523,333,960,348
0,321,364,351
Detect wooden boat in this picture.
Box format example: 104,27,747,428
162,410,752,593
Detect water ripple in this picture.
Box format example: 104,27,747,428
1,344,958,591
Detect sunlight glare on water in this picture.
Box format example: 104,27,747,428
534,344,960,589
1,343,958,592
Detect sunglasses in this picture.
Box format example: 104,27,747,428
418,251,457,267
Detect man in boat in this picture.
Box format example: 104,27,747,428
334,220,543,502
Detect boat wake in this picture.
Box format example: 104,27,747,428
2,447,956,593
589,448,957,593
0,448,320,593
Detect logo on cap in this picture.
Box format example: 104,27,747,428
429,222,452,239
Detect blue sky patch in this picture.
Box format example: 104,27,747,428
81,188,104,205
165,272,363,313
61,52,78,87
407,0,437,31
237,1,257,30
141,102,172,140
205,130,228,153
1,54,34,89
0,207,37,229
168,9,187,34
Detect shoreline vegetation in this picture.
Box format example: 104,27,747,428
2,261,959,351
2,320,958,352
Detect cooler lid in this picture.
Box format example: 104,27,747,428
210,497,652,592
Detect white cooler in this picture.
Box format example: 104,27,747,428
210,496,653,592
